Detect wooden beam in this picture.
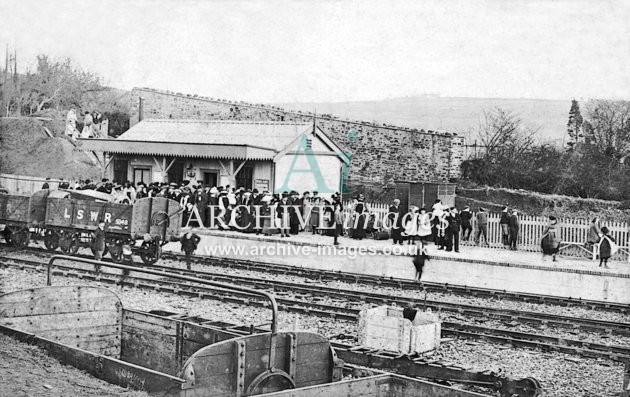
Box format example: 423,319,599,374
218,160,230,175
152,156,162,171
233,160,247,176
91,152,104,168
164,157,177,173
104,154,114,170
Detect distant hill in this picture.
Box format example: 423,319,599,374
275,96,570,145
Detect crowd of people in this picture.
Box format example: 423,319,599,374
41,178,620,264
65,108,105,141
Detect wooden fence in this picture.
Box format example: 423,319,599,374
343,200,629,262
0,173,67,195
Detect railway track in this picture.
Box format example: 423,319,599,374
5,243,629,314
2,254,630,364
169,253,630,314
4,247,629,337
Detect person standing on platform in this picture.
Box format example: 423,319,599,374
180,231,201,270
333,203,343,245
403,206,420,245
598,227,617,268
500,206,510,246
91,222,106,262
42,177,51,189
417,208,432,245
431,199,444,244
586,217,602,252
475,207,488,246
352,194,369,240
446,207,461,252
508,209,520,250
541,216,561,261
309,196,321,234
289,191,301,235
277,192,291,237
460,205,473,241
389,199,404,245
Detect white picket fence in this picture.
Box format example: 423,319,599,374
343,200,630,262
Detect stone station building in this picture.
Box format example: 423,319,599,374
79,119,350,195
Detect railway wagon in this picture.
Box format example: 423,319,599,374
0,284,488,397
0,189,182,265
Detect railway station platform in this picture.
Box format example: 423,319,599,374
165,229,630,305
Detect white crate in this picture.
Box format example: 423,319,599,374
358,306,441,355
409,311,441,354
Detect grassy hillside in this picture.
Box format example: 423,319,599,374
0,116,102,180
276,96,569,144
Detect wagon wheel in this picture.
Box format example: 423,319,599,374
60,235,80,255
2,227,13,244
44,230,59,251
11,229,31,249
140,241,162,265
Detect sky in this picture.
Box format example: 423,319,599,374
0,0,629,103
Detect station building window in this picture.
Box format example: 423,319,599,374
113,160,129,184
133,168,151,185
236,166,253,190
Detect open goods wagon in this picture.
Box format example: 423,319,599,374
0,189,181,264
0,282,489,397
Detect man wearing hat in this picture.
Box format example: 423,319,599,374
277,192,291,237
460,205,473,241
388,199,404,245
475,207,488,246
508,209,520,250
352,194,369,240
289,191,300,235
91,221,106,262
500,206,510,246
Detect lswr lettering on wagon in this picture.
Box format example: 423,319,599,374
64,208,112,223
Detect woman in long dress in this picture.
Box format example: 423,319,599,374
260,195,279,235
80,112,93,138
598,227,617,268
309,197,321,234
351,194,369,240
402,206,420,245
541,216,561,261
417,208,433,245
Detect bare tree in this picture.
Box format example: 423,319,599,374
474,107,538,160
584,99,630,162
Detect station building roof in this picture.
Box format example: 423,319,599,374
77,119,340,161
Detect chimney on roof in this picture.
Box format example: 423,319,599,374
138,97,145,122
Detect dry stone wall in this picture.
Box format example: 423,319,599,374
130,88,463,185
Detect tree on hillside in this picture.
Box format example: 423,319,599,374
476,108,537,160
566,99,583,149
22,55,103,114
583,99,630,162
462,108,542,189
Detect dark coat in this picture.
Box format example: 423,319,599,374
389,205,404,228
460,210,472,226
91,228,106,251
508,214,519,231
180,233,201,253
599,235,616,259
541,224,561,254
448,213,461,231
500,212,510,225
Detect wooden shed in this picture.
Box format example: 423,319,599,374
394,181,456,213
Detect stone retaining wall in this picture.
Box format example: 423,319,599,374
130,88,463,186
